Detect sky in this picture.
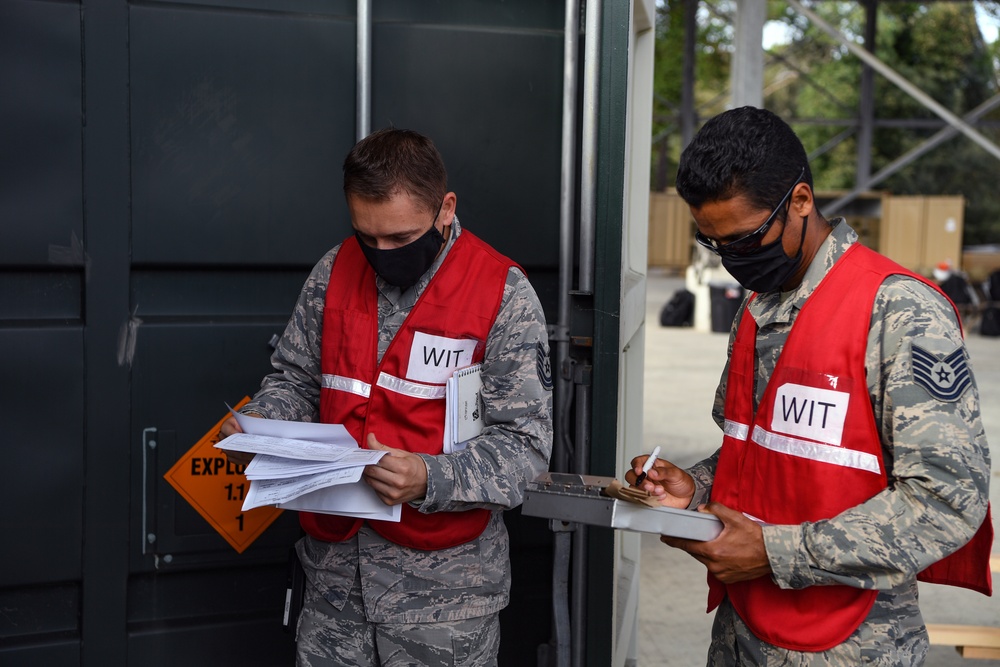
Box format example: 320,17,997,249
976,1,999,42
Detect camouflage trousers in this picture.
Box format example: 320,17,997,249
295,572,501,667
707,596,929,666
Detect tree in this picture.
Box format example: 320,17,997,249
872,2,1000,245
651,0,730,190
659,0,1000,244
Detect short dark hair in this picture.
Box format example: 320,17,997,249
675,106,812,213
343,128,447,214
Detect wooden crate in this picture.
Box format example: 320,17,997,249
880,194,964,274
648,189,693,270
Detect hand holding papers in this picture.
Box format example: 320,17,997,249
363,433,431,506
216,410,401,522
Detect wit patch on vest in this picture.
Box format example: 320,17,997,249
912,343,971,402
407,331,479,384
770,382,849,447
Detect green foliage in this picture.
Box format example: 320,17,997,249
870,3,1000,246
651,0,731,190
654,0,1000,244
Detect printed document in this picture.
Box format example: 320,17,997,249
215,410,401,521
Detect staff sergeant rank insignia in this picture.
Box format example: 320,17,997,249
911,343,971,402
537,341,553,391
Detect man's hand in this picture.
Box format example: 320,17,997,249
363,433,429,506
218,413,260,468
624,455,695,509
660,502,771,584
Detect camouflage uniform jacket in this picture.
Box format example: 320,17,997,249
687,219,990,664
243,217,554,623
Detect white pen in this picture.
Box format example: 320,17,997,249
634,446,661,485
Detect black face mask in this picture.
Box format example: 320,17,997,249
721,214,808,294
356,223,446,290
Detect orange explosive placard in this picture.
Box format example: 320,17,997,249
164,397,283,553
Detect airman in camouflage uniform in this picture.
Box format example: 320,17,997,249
631,107,990,666
224,129,553,667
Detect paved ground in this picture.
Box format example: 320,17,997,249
636,269,999,667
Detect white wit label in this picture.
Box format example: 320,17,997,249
406,331,478,384
771,383,849,446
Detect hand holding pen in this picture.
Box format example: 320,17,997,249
634,446,660,485
628,446,696,509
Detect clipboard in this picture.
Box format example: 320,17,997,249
521,472,723,541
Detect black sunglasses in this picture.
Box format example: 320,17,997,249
695,167,806,257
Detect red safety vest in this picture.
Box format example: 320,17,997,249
300,231,517,550
709,243,993,651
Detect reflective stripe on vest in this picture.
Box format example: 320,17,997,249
322,372,447,401
375,372,447,400
722,419,749,441
321,374,371,398
751,425,881,474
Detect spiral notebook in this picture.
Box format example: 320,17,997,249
444,364,485,453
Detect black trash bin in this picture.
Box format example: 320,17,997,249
709,283,744,333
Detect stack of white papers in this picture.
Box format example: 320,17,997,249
218,432,387,510
443,364,485,454
215,410,402,522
